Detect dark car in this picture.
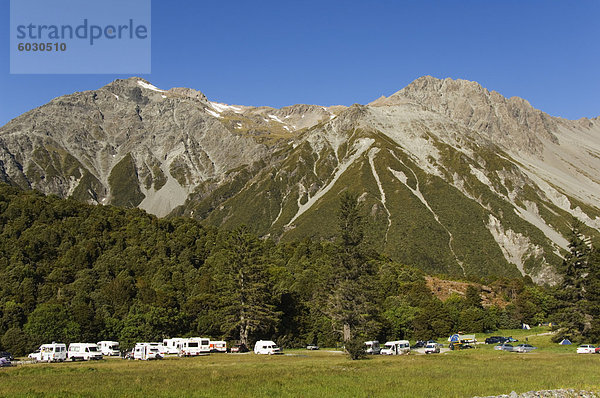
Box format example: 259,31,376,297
411,340,426,349
0,351,14,361
0,357,12,367
230,343,249,353
485,336,507,344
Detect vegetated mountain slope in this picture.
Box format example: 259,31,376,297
0,78,339,217
1,76,599,283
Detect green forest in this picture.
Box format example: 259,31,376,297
0,184,597,356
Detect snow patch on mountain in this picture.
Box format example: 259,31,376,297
209,102,242,114
137,80,165,92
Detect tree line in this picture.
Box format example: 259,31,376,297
0,184,591,355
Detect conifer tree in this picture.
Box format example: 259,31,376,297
210,227,280,346
554,219,591,342
327,192,377,341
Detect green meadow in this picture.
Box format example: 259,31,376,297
1,329,599,397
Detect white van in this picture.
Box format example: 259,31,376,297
68,343,103,361
28,343,67,362
97,341,120,356
209,340,227,353
380,340,411,355
254,340,282,355
145,342,167,356
133,343,162,360
364,341,381,354
178,337,210,357
163,338,186,355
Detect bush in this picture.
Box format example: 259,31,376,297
344,337,367,360
2,327,32,356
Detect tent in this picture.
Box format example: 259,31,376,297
522,323,530,330
448,334,461,343
559,339,572,345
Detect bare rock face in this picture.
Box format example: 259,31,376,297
0,78,271,215
386,76,559,155
1,75,599,283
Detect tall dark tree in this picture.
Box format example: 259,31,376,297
554,219,592,342
210,227,280,346
327,192,378,341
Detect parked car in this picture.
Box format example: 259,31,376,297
411,340,426,349
178,338,209,357
424,343,440,354
230,343,249,353
380,340,410,355
68,343,103,361
364,341,381,355
595,347,600,354
0,357,12,367
514,344,537,353
306,344,319,350
163,338,186,355
254,340,282,355
505,337,518,343
494,343,514,352
132,343,163,360
0,351,14,361
449,341,473,350
485,336,507,344
28,343,67,362
577,344,596,354
97,341,120,356
209,341,227,353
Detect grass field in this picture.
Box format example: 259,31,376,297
1,328,599,397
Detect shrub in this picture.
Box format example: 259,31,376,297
345,337,367,360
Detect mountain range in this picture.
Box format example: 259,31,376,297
1,76,599,283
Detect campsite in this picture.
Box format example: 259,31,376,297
2,328,600,397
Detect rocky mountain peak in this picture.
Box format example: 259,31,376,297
381,76,559,155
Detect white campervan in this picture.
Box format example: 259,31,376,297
254,340,282,355
163,338,186,355
380,340,411,355
97,341,120,356
364,340,381,354
28,343,67,362
178,337,210,357
133,343,162,360
209,340,227,353
68,343,103,361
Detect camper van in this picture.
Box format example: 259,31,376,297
254,340,282,355
132,343,162,360
209,340,227,353
97,341,120,356
68,343,103,361
28,343,67,362
380,340,411,355
178,337,210,357
364,341,381,355
163,338,186,355
145,342,167,356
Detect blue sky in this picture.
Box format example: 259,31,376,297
1,0,599,125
